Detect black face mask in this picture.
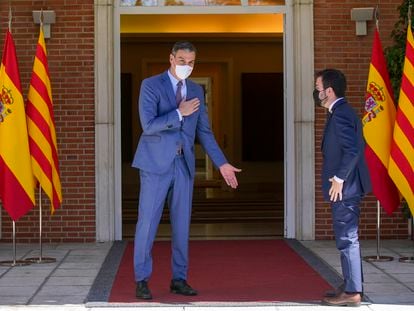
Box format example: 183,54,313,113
313,89,327,107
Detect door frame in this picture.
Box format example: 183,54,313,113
94,0,315,241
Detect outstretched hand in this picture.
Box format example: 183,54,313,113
219,163,242,189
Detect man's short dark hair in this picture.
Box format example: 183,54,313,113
315,69,347,98
171,41,197,55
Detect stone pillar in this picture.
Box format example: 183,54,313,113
95,0,117,241
292,0,315,240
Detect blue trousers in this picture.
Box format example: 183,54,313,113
331,197,363,293
134,155,193,282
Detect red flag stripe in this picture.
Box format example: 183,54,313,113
26,100,59,167
26,100,51,138
26,26,62,212
395,111,414,147
51,186,61,210
371,31,395,99
30,71,53,112
28,136,62,209
363,28,401,214
0,29,35,220
28,136,53,179
2,32,21,91
29,142,61,209
406,38,414,62
35,44,49,74
365,146,401,215
401,75,414,103
390,141,414,193
0,158,34,220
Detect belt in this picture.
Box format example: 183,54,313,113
176,146,183,155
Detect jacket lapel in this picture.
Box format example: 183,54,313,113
186,80,196,101
161,71,176,108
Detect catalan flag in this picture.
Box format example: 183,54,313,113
0,29,35,220
362,28,401,215
388,22,414,215
26,26,62,213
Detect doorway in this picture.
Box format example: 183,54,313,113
95,1,317,241
120,25,284,239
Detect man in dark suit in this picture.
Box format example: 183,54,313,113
314,69,371,307
132,41,241,300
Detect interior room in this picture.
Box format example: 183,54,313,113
120,14,285,239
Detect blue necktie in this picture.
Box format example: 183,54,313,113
176,81,183,106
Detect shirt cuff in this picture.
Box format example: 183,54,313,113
176,109,183,121
333,176,344,183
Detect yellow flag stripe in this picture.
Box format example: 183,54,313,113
27,86,58,148
33,56,53,108
363,65,395,167
389,159,414,215
26,26,62,211
392,123,414,169
0,73,35,201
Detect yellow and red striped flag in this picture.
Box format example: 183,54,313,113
362,28,401,215
388,22,414,215
26,26,62,213
0,29,35,220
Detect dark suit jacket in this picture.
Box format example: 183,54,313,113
321,98,372,201
132,70,227,178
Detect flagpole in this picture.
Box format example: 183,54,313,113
395,0,414,264
26,188,56,264
399,212,414,263
0,221,31,266
364,201,394,262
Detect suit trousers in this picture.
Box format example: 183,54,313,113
134,155,194,282
331,197,363,293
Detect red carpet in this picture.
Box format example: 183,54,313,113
109,240,331,303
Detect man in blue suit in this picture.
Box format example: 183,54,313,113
314,69,371,307
132,41,241,299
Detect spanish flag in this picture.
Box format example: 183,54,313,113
26,26,62,213
0,29,35,220
362,28,401,215
388,22,414,215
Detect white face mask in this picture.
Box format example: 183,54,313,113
175,65,193,80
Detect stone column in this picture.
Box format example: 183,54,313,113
293,0,315,240
95,0,116,241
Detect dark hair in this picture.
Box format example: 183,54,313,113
315,69,347,98
171,41,197,55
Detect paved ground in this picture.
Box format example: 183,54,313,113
0,239,413,310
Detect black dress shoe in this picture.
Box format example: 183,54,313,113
136,281,152,300
170,279,198,296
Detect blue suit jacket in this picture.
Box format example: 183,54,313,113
321,98,372,201
132,71,227,177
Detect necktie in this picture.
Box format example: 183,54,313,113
176,81,183,106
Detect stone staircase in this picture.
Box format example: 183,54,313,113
122,186,284,239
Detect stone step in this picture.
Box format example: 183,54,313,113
122,198,283,224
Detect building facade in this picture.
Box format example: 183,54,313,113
0,0,409,243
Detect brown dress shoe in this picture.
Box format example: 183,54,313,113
322,292,361,307
324,283,345,297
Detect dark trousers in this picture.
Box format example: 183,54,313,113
331,196,363,293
